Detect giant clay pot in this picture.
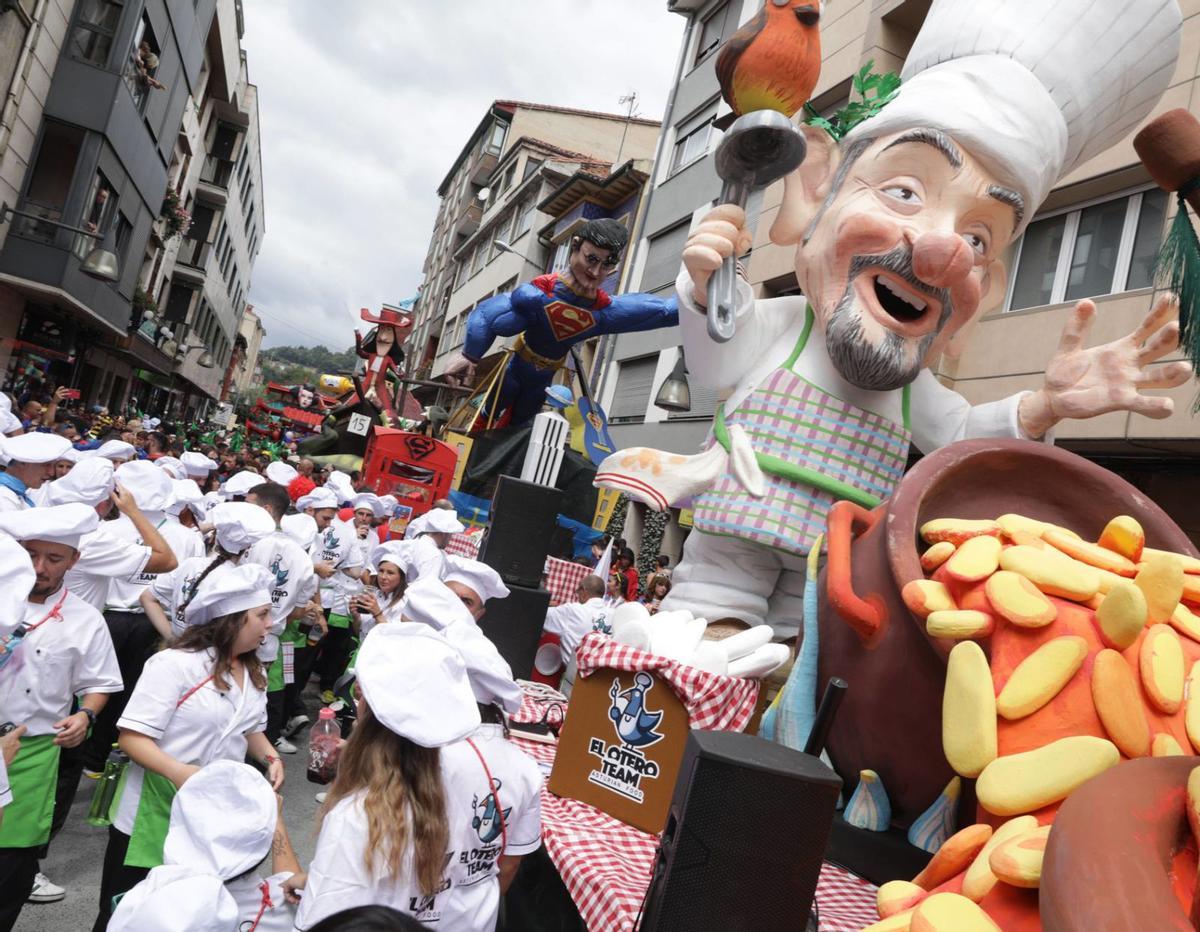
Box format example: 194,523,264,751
815,438,1197,828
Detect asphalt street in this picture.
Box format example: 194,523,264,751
15,698,325,932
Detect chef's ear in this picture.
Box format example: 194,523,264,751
770,124,840,247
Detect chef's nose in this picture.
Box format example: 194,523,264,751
908,229,974,289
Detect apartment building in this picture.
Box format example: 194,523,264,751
0,0,263,423
602,0,1200,543
409,100,660,380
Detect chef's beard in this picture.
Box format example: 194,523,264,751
824,246,953,392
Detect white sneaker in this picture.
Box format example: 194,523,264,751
285,714,309,736
28,872,66,903
274,736,298,754
314,791,327,804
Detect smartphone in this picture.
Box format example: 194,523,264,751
63,388,81,400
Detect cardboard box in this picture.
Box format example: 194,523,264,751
548,667,690,834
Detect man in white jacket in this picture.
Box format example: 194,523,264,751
598,0,1190,638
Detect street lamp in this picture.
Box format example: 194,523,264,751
654,353,691,412
0,202,121,282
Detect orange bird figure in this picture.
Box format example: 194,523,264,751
716,0,822,119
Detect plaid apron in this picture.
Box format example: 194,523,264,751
692,307,911,557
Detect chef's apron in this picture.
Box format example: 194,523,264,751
692,306,912,557
0,735,59,847
124,669,251,868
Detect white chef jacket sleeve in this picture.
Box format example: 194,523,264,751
150,565,179,606
293,800,377,930
0,754,11,809
502,752,544,856
76,612,124,696
118,651,185,739
75,528,152,580
676,268,797,393
908,370,1054,454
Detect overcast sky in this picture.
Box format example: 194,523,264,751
239,2,685,350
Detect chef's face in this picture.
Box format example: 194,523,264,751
234,603,274,654
787,128,1018,391
353,507,374,529
445,580,485,621
22,539,80,598
376,561,403,594
311,507,337,530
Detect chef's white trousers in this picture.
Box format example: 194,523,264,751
661,529,811,640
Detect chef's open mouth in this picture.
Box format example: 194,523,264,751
871,272,934,324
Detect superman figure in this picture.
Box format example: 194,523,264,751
444,218,678,428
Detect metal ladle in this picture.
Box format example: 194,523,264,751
706,110,808,342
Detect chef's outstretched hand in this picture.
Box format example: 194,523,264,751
1018,293,1192,439
283,871,308,905
681,205,753,308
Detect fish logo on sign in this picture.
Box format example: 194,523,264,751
471,782,511,845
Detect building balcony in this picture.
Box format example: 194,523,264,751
470,150,499,186
174,238,209,285
196,156,232,206
452,201,483,238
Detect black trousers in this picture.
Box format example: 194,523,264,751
92,827,148,932
316,623,355,692
83,611,158,771
0,845,38,932
265,688,285,744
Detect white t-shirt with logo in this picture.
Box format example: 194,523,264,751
64,526,152,612
294,725,542,930
245,529,319,660
309,519,363,616
149,555,225,638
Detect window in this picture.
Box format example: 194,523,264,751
19,121,85,240
1007,188,1168,312
523,158,542,181
124,13,162,114
113,212,133,267
500,163,517,193
471,243,485,276
486,121,507,155
551,239,571,273
513,197,535,239
69,0,123,67
74,171,117,259
694,2,732,65
610,355,659,423
641,221,692,292
454,260,468,289
670,106,720,174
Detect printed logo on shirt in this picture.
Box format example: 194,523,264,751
407,877,450,923
176,570,203,624
591,611,611,636
585,672,665,803
268,553,290,603
455,781,512,886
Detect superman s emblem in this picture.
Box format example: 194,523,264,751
544,300,596,342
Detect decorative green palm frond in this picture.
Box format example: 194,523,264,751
804,60,901,141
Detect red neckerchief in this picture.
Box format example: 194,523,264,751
24,587,70,632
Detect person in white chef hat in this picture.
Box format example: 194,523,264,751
111,760,299,931
222,469,267,501
180,451,218,483
284,624,535,931
264,460,298,487
442,555,510,622
397,507,464,585
353,540,418,635
0,504,122,930
601,0,1190,641
0,432,71,511
96,439,137,464
93,563,282,930
0,537,35,822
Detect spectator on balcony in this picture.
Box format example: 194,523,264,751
134,41,167,91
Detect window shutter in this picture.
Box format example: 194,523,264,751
610,355,659,422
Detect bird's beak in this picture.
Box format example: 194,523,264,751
795,3,820,26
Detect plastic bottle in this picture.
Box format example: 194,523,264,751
86,746,130,827
306,707,341,785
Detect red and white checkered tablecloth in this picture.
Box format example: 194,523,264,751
510,683,879,932
444,528,482,559
545,557,592,607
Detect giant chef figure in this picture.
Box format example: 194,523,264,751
598,0,1189,638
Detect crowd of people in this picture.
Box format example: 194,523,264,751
0,389,554,931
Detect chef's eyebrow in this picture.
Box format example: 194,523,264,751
883,129,963,169
987,184,1025,224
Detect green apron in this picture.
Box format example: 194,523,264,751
327,612,353,631
0,735,59,848
267,654,285,692
123,769,177,868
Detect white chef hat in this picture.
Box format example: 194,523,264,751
115,460,174,513
442,621,522,715
846,0,1182,230
296,486,338,512
163,760,277,880
209,502,275,554
221,470,266,499
0,502,99,550
443,555,509,603
0,536,35,634
200,491,222,514
0,411,21,436
155,456,184,479
264,461,297,486
41,456,115,507
378,494,398,516
369,540,417,576
166,478,204,517
411,508,463,536
183,563,273,625
107,864,239,932
351,492,384,518
356,624,481,746
281,512,318,550
324,470,355,506
180,451,217,478
57,446,84,464
96,439,136,462
401,577,475,631
0,432,70,464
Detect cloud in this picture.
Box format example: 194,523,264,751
240,0,684,350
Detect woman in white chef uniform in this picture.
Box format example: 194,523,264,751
286,622,540,930
92,563,283,931
141,501,277,639
352,540,418,637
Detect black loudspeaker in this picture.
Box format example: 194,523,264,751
478,582,552,679
479,476,563,587
639,730,842,932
